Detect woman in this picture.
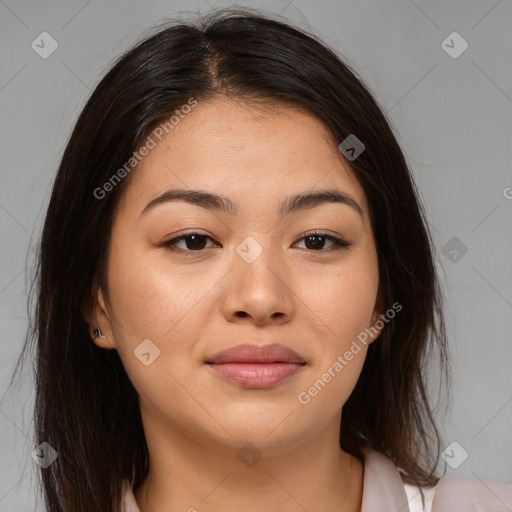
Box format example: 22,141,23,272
14,8,512,512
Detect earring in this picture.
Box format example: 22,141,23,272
92,327,105,340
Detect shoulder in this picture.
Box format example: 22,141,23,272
360,446,512,512
432,476,512,511
405,477,512,512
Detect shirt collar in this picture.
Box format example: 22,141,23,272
360,445,410,511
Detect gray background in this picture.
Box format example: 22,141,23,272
1,0,511,509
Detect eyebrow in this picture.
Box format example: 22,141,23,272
139,188,363,219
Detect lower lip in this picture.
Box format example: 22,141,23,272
207,362,305,389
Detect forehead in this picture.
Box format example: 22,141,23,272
117,97,370,219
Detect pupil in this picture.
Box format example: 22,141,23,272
187,235,206,250
306,235,324,250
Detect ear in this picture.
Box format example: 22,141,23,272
81,285,116,350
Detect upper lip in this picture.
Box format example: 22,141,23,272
206,344,306,364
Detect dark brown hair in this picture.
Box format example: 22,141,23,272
11,8,450,511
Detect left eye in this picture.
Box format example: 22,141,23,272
293,232,351,251
161,231,351,253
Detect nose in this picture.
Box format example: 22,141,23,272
221,244,295,326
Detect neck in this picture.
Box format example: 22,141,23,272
134,414,364,512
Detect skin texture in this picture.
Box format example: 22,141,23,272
88,97,383,512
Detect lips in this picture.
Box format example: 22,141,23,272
206,343,306,364
206,344,306,389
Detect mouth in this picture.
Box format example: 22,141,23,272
206,362,306,389
205,343,306,389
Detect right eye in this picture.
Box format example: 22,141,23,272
161,231,220,253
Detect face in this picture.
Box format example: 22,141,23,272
91,97,382,455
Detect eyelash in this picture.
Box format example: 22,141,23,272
161,230,351,254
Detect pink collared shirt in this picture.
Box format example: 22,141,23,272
122,446,512,511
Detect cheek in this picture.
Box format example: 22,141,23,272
303,252,379,341
107,239,212,338
104,240,226,397
296,266,376,414
294,248,378,409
